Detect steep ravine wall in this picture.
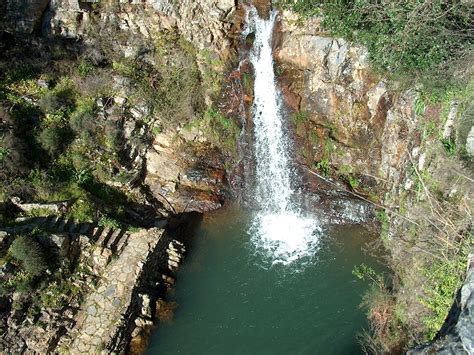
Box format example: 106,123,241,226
1,1,472,353
2,0,240,214
275,8,473,353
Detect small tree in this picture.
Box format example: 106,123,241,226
9,235,48,277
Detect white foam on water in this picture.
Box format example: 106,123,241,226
246,8,320,267
249,212,321,267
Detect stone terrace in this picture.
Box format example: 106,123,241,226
64,228,164,353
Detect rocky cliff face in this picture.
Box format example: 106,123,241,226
4,0,235,56
8,0,239,214
276,8,473,352
276,11,417,193
45,0,235,57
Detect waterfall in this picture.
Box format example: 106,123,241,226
246,8,320,266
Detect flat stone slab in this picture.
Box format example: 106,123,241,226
68,228,164,353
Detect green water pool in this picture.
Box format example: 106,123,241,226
146,205,382,354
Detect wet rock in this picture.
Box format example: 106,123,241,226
155,299,177,323
139,294,152,319
145,133,226,213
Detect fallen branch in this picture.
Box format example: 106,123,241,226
299,164,421,227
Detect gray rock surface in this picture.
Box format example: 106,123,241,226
63,228,164,353
2,0,50,34
44,0,235,59
466,126,474,158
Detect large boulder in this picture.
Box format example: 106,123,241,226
145,131,226,213
2,0,50,34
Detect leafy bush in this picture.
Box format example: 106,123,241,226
0,146,10,162
40,279,81,309
315,158,330,175
9,235,48,277
68,198,96,222
98,216,121,229
420,256,466,339
77,58,96,78
38,125,69,156
376,210,390,240
441,137,457,156
39,78,76,113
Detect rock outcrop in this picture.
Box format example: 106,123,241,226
2,0,50,34
275,8,473,350
146,131,226,213
43,0,235,60
276,10,414,192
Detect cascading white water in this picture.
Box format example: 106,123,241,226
247,8,320,266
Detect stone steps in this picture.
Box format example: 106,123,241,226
166,239,186,272
0,216,131,255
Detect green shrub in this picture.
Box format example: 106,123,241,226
376,210,390,240
43,108,69,126
315,158,330,176
292,111,309,126
40,279,81,309
98,216,121,229
4,270,34,292
74,168,93,185
39,78,76,113
77,59,96,78
0,146,10,162
9,235,48,277
68,198,96,222
242,72,254,94
38,125,69,156
420,256,466,339
348,175,359,189
441,137,456,156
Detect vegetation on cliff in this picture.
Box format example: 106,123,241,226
277,0,473,95
0,21,233,343
277,0,473,353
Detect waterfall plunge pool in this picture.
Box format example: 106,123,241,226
146,204,383,354
146,8,383,354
